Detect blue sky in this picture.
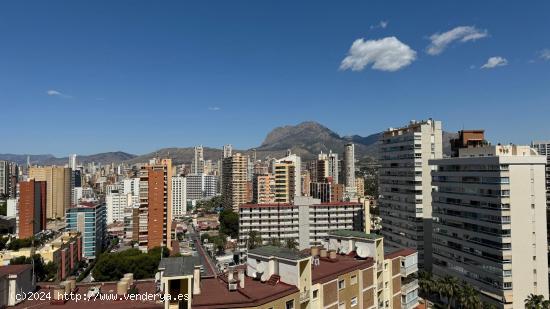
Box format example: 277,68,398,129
1,1,549,156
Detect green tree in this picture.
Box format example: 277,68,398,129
437,276,461,309
457,281,481,309
285,238,298,250
525,294,547,309
10,254,56,282
219,208,239,238
418,271,436,298
247,230,262,249
92,246,169,281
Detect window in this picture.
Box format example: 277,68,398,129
285,300,294,309
350,274,357,285
312,289,318,299
338,279,345,290
351,297,358,307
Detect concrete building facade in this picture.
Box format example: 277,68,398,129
172,176,187,218
378,119,443,269
139,158,173,251
430,145,549,308
18,179,47,239
29,166,72,219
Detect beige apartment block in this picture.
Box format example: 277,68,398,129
29,166,72,219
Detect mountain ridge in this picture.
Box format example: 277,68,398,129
1,121,455,165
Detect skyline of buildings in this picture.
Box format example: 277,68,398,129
1,117,549,309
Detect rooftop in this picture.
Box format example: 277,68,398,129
383,246,417,260
310,252,374,284
159,256,201,277
248,245,310,261
0,264,32,277
328,230,382,240
14,281,160,309
192,275,298,309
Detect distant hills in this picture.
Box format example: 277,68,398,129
0,152,136,166
1,121,456,166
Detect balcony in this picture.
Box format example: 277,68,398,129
401,278,418,295
401,263,418,277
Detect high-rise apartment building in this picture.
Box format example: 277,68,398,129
29,166,72,219
343,143,356,193
172,176,187,218
0,161,9,197
69,154,77,170
430,145,548,308
123,177,140,196
106,190,132,224
65,202,106,260
192,145,205,174
252,173,274,204
0,161,17,198
18,179,47,239
378,119,442,269
223,144,233,158
532,141,550,248
222,153,248,210
274,161,297,203
185,174,217,201
139,159,173,251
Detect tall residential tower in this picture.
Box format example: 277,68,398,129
378,119,442,269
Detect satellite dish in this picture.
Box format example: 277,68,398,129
256,263,265,273
340,243,349,254
355,243,370,258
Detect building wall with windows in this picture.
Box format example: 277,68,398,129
430,145,548,308
65,202,106,260
378,119,442,269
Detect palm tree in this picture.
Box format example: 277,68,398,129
418,271,436,298
437,276,461,309
457,281,481,309
247,230,263,249
525,294,546,309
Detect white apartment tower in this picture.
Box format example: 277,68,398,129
532,141,550,249
192,145,205,174
223,144,233,158
106,191,132,224
430,145,549,308
69,154,77,170
171,176,187,218
343,143,356,190
378,119,442,269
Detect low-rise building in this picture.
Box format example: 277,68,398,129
0,264,35,307
159,230,418,309
238,196,369,251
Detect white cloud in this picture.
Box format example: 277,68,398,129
426,26,488,55
481,56,508,69
208,106,221,111
340,36,416,72
46,89,72,98
370,20,388,29
539,49,550,61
